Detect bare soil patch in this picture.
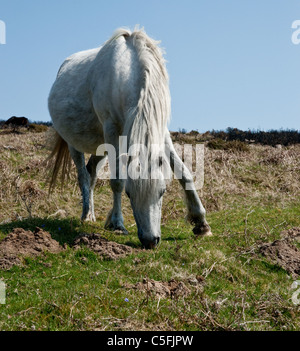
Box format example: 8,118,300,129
280,227,300,241
260,228,300,278
0,227,63,270
72,233,133,260
125,278,191,299
0,229,134,269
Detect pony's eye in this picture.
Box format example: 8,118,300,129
159,156,163,167
160,188,166,198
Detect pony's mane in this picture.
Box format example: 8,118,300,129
129,27,170,149
106,27,171,151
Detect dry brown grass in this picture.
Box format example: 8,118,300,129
201,143,300,212
0,130,299,224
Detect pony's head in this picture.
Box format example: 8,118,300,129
125,154,168,249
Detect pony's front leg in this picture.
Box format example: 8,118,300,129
104,178,128,234
102,123,128,234
164,133,212,236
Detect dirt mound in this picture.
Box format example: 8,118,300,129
126,278,191,299
0,227,63,270
260,233,300,279
72,233,133,260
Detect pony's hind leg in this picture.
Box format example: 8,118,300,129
164,132,212,237
68,146,91,221
86,154,106,221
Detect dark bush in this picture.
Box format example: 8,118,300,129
211,128,300,146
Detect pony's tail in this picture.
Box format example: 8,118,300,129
47,131,72,193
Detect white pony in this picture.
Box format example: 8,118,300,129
48,27,211,249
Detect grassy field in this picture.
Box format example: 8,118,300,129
0,128,300,331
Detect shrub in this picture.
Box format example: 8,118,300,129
207,138,250,152
28,124,49,133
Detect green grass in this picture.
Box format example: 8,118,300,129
0,201,299,331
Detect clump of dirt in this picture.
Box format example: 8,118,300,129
280,227,300,241
126,278,191,299
72,233,133,260
259,231,300,279
0,227,63,270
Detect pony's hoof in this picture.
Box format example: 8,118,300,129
105,222,128,235
193,223,212,237
114,227,129,235
82,213,96,222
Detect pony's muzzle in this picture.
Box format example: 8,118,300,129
139,236,160,249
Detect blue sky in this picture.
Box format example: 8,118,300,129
0,0,300,132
